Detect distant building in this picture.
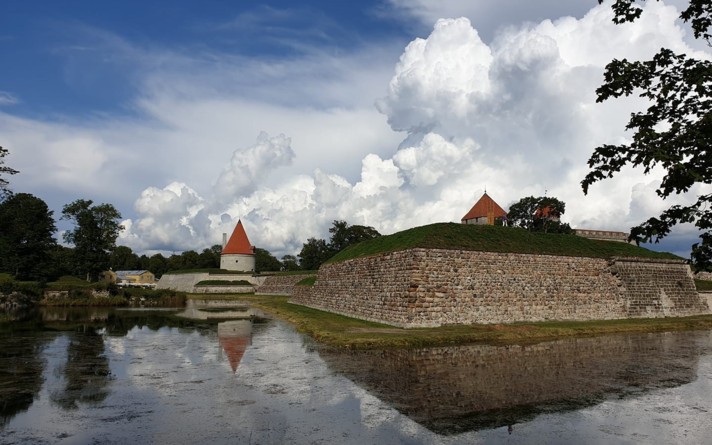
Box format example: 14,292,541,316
220,220,256,272
104,270,156,287
574,229,632,244
461,192,508,225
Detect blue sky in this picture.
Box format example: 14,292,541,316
1,0,708,258
1,1,411,117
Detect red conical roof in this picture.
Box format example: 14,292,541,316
461,192,507,222
219,336,250,373
222,220,254,255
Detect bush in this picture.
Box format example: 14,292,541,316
0,274,42,297
116,287,187,307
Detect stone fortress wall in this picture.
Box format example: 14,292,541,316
255,274,315,295
290,248,710,328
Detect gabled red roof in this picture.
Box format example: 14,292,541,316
222,220,254,255
461,192,507,222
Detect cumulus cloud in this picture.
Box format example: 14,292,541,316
116,1,712,258
10,1,712,259
212,132,295,208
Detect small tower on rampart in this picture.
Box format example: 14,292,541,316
220,220,255,272
461,192,507,225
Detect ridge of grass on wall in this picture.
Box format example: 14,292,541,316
195,280,252,286
327,223,681,264
696,280,712,291
296,276,317,286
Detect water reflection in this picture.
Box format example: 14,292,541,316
0,331,49,427
177,299,266,321
50,327,111,410
218,320,252,372
2,307,712,444
319,332,709,434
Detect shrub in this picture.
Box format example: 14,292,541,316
0,274,42,297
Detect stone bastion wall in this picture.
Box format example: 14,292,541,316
289,248,710,328
255,274,315,296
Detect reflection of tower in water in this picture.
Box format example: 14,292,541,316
218,320,252,373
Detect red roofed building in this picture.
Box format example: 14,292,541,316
220,220,256,272
461,192,507,225
534,205,560,222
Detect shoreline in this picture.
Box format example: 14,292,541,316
189,294,712,349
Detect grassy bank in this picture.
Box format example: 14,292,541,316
220,294,712,349
696,279,712,291
327,223,679,264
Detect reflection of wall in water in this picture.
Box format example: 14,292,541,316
320,332,707,434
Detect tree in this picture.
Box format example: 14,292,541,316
582,0,712,268
109,246,140,271
298,237,331,271
182,250,201,269
45,246,77,281
0,193,57,280
147,253,168,278
62,199,123,281
691,236,712,272
197,245,221,269
298,220,382,270
0,146,18,197
328,220,381,252
507,196,572,234
281,254,301,271
255,248,282,272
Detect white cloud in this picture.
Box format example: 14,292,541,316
7,1,712,259
0,91,18,106
212,132,295,208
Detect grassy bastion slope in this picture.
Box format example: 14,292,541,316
292,223,706,328
327,223,679,264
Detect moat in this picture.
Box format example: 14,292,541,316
2,307,712,444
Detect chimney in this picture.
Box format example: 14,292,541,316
222,232,227,248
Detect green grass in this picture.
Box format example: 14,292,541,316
46,276,96,289
327,223,680,264
296,276,317,286
187,293,254,301
195,280,252,286
696,279,712,291
163,269,253,275
258,270,317,276
238,294,712,349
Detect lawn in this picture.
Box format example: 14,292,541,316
226,294,712,350
327,223,679,264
